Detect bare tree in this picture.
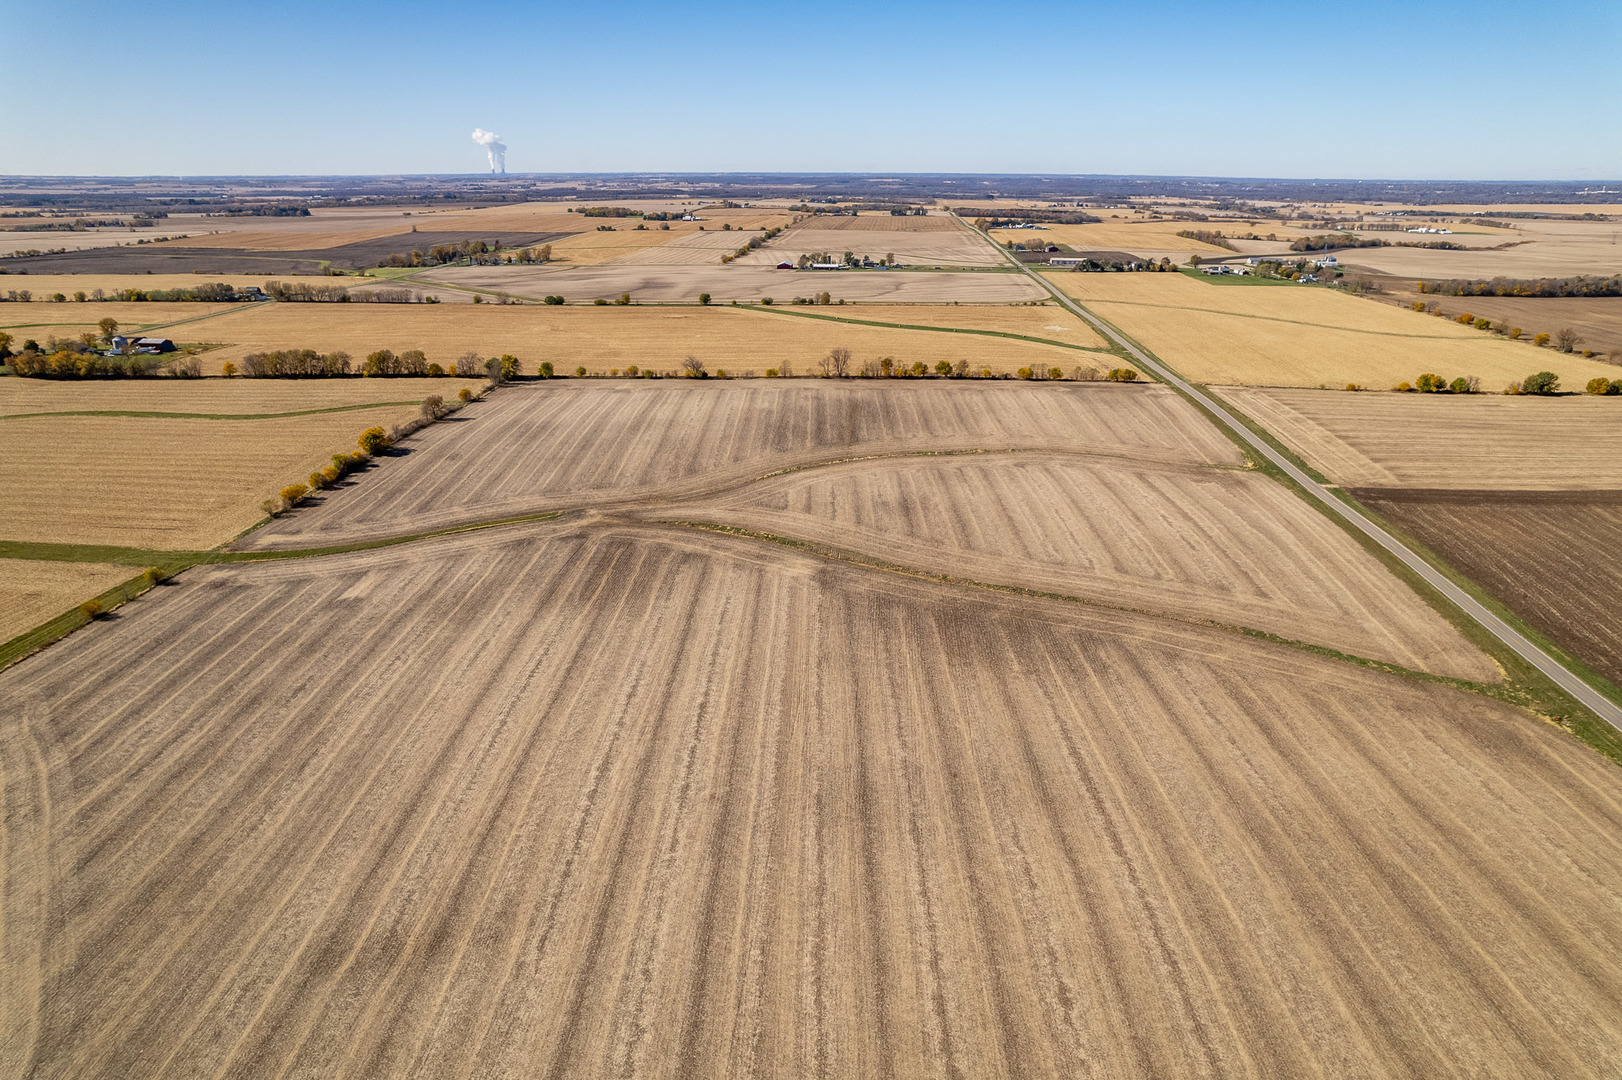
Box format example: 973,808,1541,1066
1556,327,1582,354
821,347,851,377
682,355,706,377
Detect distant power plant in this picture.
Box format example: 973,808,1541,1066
472,129,507,174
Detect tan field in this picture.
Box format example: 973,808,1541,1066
989,220,1243,255
0,229,206,256
768,302,1110,347
1337,217,1622,279
238,380,1240,549
0,376,482,417
608,229,771,265
737,226,1004,267
1379,294,1622,361
0,559,135,643
189,296,1082,377
417,262,1047,304
6,519,1622,1078
658,452,1491,678
1218,386,1622,488
1044,270,1622,388
1,301,249,341
0,402,456,549
0,275,276,298
791,213,961,232
544,228,697,265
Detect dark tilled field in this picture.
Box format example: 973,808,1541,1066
1354,487,1622,687
0,231,575,275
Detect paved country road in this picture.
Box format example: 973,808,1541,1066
964,217,1622,734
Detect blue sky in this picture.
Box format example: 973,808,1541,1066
2,0,1617,179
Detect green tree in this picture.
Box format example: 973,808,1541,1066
1415,372,1446,392
699,292,711,305
97,317,119,343
1107,368,1139,382
0,330,12,359
1522,371,1560,395
540,361,554,378
934,359,952,376
1449,377,1473,394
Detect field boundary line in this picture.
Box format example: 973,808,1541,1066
957,213,1622,740
0,401,425,422
658,519,1500,694
737,303,1115,352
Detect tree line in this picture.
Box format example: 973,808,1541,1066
1416,274,1622,298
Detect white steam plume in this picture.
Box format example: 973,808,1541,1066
472,128,507,174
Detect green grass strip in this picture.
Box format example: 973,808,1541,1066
1,401,422,421
738,304,1114,352
0,509,567,671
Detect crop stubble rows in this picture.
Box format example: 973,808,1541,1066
658,452,1491,678
6,378,1622,1078
6,524,1622,1078
239,381,1240,550
1353,488,1622,687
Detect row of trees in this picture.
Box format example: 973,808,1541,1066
1416,274,1622,298
1415,301,1593,354
2,282,242,303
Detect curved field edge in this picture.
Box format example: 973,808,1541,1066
7,523,1622,1076
955,218,1622,762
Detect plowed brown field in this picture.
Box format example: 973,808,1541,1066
238,380,1242,549
1355,488,1622,687
658,453,1492,678
5,523,1622,1079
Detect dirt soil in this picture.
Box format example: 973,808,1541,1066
1354,487,1622,687
4,522,1621,1078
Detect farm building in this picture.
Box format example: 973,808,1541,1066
134,337,176,353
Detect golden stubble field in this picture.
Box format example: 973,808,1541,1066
6,514,1622,1078
1216,386,1622,489
0,559,135,644
1,301,249,341
0,377,480,549
188,302,1100,377
1044,270,1622,388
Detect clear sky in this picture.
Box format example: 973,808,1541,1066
2,0,1617,180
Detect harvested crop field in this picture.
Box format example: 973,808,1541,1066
1353,488,1622,688
738,226,1003,267
751,303,1110,348
791,213,961,231
195,301,1092,377
0,301,248,337
0,376,482,417
1044,270,1622,388
418,263,1047,304
1381,294,1622,362
657,452,1491,678
238,380,1240,549
1217,386,1622,488
0,403,444,549
7,521,1622,1078
0,559,134,644
990,221,1247,256
1335,218,1622,279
